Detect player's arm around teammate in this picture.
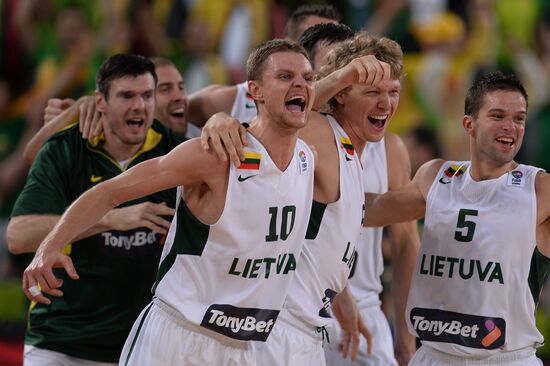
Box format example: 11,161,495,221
21,138,228,303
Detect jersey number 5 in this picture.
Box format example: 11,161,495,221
454,208,478,242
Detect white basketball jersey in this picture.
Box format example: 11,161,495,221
348,139,388,309
407,161,545,357
154,133,314,343
230,81,258,123
284,115,364,327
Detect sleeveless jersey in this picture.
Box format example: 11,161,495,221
348,138,388,309
407,161,547,357
284,115,364,327
230,81,258,123
154,133,314,342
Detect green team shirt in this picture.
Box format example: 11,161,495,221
11,120,185,362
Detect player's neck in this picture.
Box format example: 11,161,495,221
248,119,299,171
470,158,518,181
102,135,143,162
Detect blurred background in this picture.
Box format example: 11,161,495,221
1,0,550,365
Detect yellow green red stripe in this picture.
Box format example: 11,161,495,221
340,137,354,156
239,152,261,170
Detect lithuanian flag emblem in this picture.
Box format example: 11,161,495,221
444,164,466,178
239,152,261,170
340,137,354,156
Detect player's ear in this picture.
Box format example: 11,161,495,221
248,80,263,103
334,87,350,106
463,114,474,136
95,91,106,114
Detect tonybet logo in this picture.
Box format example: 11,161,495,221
410,308,505,349
201,304,279,342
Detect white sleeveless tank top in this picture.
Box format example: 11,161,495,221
407,161,545,356
284,115,364,327
154,133,315,342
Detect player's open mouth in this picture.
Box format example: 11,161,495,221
127,118,144,127
496,137,514,146
368,115,388,129
285,95,306,112
170,106,186,119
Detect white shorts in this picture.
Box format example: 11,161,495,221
255,308,327,366
24,345,117,366
409,345,542,366
324,304,397,366
119,299,255,366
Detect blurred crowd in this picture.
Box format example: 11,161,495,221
2,0,550,362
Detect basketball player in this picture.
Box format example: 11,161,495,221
8,54,179,365
365,71,550,366
200,32,404,365
21,39,316,365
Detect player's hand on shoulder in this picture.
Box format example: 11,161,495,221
200,112,249,167
77,96,103,141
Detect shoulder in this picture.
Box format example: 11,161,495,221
535,169,550,199
38,124,82,161
45,123,81,145
417,158,446,178
162,138,230,178
413,159,446,196
299,112,333,146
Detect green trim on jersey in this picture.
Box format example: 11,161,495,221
528,247,550,305
154,198,210,291
13,120,184,362
123,302,153,366
305,200,328,240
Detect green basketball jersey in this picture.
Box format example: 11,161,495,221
11,120,184,362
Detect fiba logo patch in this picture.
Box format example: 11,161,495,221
298,150,308,175
511,171,523,179
410,308,505,349
507,170,525,187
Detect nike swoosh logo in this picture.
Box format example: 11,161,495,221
90,175,104,183
438,178,451,184
245,103,256,109
345,156,353,162
238,174,258,182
